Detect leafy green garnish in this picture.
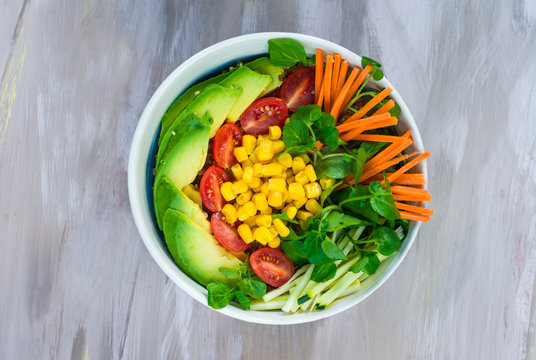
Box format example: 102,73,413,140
271,212,299,224
268,39,310,67
207,282,234,309
281,240,309,267
320,180,343,206
361,56,384,81
321,238,347,260
373,227,402,256
352,148,366,185
368,178,400,220
349,252,381,275
311,262,337,282
325,211,371,232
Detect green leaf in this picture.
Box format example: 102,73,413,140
238,277,267,299
352,148,367,185
281,240,309,267
207,282,234,309
271,212,299,224
315,154,353,179
320,127,340,150
268,39,307,67
321,238,347,260
281,227,306,241
320,180,343,206
374,227,402,256
232,290,251,310
369,181,400,220
291,104,322,125
325,211,371,232
365,254,381,274
282,119,315,155
311,262,337,282
361,141,388,161
389,101,401,117
361,56,382,69
349,252,381,275
372,68,384,81
218,267,241,279
304,231,330,264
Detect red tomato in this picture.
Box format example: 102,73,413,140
240,97,288,136
250,248,294,287
213,123,243,168
210,212,249,252
280,66,315,111
200,165,230,212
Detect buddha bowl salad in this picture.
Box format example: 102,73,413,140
153,38,433,313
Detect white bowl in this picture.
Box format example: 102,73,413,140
128,32,426,325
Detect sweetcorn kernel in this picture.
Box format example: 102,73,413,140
249,152,259,164
268,226,279,239
262,163,283,177
252,193,269,211
242,159,254,168
294,171,309,185
268,191,283,208
305,199,322,215
292,157,306,174
304,182,322,198
294,198,307,209
260,207,273,215
232,180,248,194
236,190,253,205
272,140,285,153
254,226,272,245
234,147,248,163
244,216,257,227
253,163,264,177
269,126,282,140
288,182,306,200
278,153,293,168
242,166,253,183
268,178,287,192
256,141,274,162
320,178,336,190
299,153,311,164
237,224,255,244
273,218,290,237
286,176,295,184
297,210,314,221
304,164,317,182
268,236,281,248
283,205,298,220
256,214,272,228
281,188,289,203
220,182,236,201
250,176,262,189
221,204,238,224
231,163,243,179
257,135,269,146
242,135,256,155
237,201,257,220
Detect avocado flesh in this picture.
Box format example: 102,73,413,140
218,66,273,122
154,177,210,231
163,209,243,287
155,113,211,194
245,57,284,96
159,72,231,144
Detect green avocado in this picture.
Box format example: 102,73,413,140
218,66,273,122
163,209,243,287
245,57,284,96
154,177,210,231
155,113,211,193
159,72,231,144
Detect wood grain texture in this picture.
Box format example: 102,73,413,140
1,0,535,359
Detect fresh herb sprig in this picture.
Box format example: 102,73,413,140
268,39,314,67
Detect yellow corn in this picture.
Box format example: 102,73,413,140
254,226,272,245
305,199,322,215
242,159,253,168
232,180,248,194
262,163,283,177
268,178,286,192
221,204,238,224
231,163,243,179
253,162,264,177
234,147,248,163
272,140,285,153
220,182,236,201
268,191,283,208
278,153,293,168
297,210,314,221
320,177,336,190
256,214,272,228
242,135,256,155
244,216,257,228
294,198,307,209
286,176,295,185
281,188,289,203
260,207,273,215
237,224,255,244
252,193,268,211
304,182,322,198
292,157,306,174
261,182,270,197
294,171,309,185
269,126,282,140
299,153,311,164
256,141,274,162
236,190,253,205
250,176,262,189
268,226,279,239
288,182,306,201
242,166,253,184
257,134,269,146
237,201,257,221
286,168,294,178
273,218,290,237
249,152,259,164
268,236,281,248
283,205,298,220
304,164,317,182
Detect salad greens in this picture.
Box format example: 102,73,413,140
268,39,313,67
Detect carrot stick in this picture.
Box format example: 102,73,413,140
330,67,361,120
364,173,426,185
315,49,324,104
386,151,431,184
391,186,431,197
372,99,395,116
336,112,391,133
393,193,432,202
363,132,412,170
358,152,417,183
343,64,373,108
316,83,325,107
331,54,341,101
336,60,349,94
323,55,333,112
346,87,393,121
351,134,407,143
399,211,430,222
339,117,399,142
395,202,434,216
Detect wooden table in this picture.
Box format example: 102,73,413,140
1,1,535,358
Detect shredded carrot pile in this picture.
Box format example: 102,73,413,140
314,49,433,222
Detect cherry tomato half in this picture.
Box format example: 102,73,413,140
210,212,249,252
200,165,230,212
250,248,295,287
240,97,288,136
213,123,243,168
280,66,315,111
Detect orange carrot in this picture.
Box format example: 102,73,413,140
339,118,399,142
391,186,431,196
395,202,434,216
399,211,430,222
346,87,393,121
358,152,417,183
323,55,334,112
386,151,431,184
393,193,432,201
364,173,426,185
330,67,361,120
351,134,407,143
391,187,432,201
315,49,324,104
363,132,412,170
316,83,325,107
331,54,342,101
336,60,349,94
343,64,373,108
372,99,395,116
336,112,391,133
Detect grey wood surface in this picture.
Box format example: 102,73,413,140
1,0,535,359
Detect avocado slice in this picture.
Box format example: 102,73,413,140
163,208,243,287
154,177,210,231
155,113,211,193
218,66,273,122
245,57,284,96
159,72,231,144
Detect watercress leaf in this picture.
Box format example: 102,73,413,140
304,231,330,264
361,141,388,160
352,147,366,185
268,39,307,67
281,240,309,267
332,186,378,223
283,119,315,155
218,267,241,279
389,101,401,117
311,262,337,282
361,56,382,69
315,154,353,179
321,238,347,260
374,226,402,256
232,290,251,310
291,104,322,125
325,211,371,232
238,277,267,299
320,180,343,206
272,212,299,224
349,256,369,273
364,253,381,274
372,68,384,81
207,282,234,309
369,181,400,220
281,227,306,241
320,127,340,150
